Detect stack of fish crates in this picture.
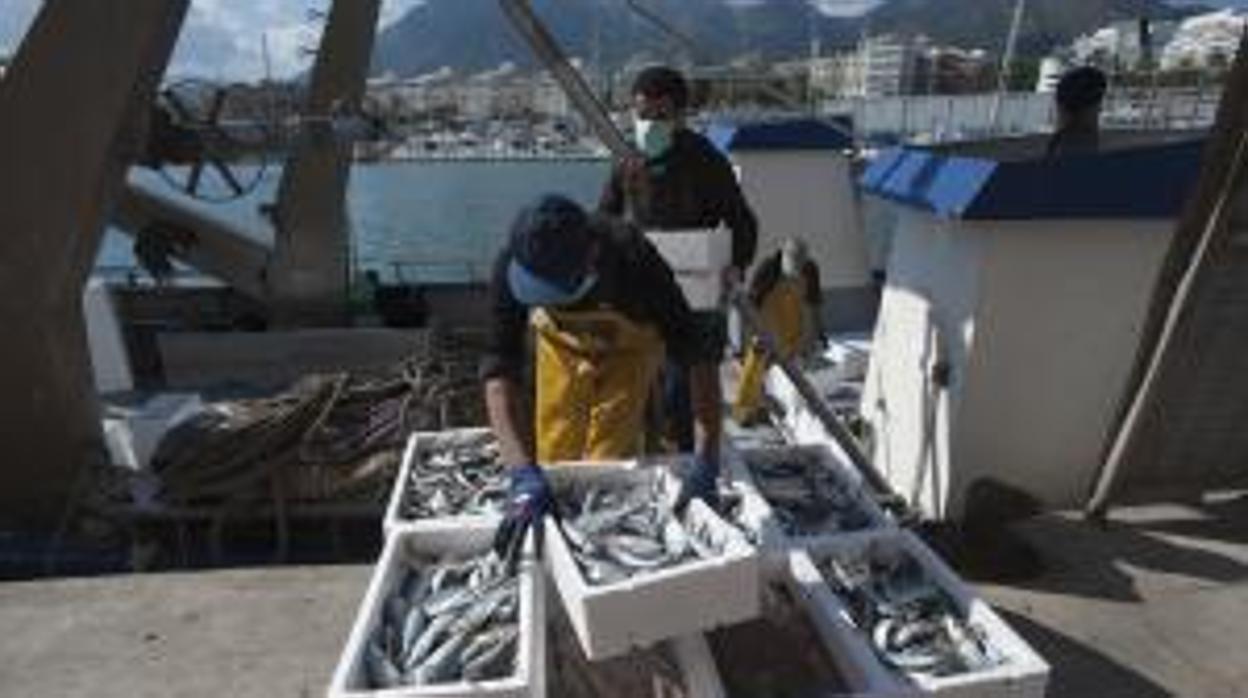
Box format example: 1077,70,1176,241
332,429,546,698
336,431,745,697
743,369,1051,697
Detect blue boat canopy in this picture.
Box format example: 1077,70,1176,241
707,118,853,153
860,137,1206,220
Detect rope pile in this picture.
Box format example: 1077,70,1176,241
149,349,486,509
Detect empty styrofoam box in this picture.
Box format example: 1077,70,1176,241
383,428,503,537
791,530,1050,698
102,393,205,470
727,443,889,569
328,525,546,698
645,228,732,271
647,228,732,310
544,464,760,660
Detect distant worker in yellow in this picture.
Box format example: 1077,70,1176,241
482,195,724,563
733,238,823,425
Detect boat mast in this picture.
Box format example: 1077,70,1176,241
989,0,1026,133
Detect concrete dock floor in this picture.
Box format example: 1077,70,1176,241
2,495,1246,697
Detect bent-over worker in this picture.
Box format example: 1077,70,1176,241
483,195,724,564
733,238,823,425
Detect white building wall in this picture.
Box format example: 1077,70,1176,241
865,211,1174,518
953,219,1173,513
732,151,871,291
863,207,985,519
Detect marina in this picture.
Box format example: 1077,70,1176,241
3,0,1248,696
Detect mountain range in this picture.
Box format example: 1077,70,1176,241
370,0,1207,78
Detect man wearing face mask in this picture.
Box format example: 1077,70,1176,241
732,238,823,425
483,195,725,566
599,65,759,452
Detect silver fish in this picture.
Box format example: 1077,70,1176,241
366,550,522,689
401,436,507,520
461,626,519,681
557,474,725,586
365,637,403,689
819,542,1004,678
745,447,875,537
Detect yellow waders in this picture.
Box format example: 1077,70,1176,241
733,276,808,424
532,307,665,463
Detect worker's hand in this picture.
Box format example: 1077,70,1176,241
674,454,720,516
493,463,557,572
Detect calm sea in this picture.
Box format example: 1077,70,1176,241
99,160,609,284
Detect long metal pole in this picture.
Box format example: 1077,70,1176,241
989,0,1026,133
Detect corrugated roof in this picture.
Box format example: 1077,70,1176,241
861,138,1206,220
707,118,854,153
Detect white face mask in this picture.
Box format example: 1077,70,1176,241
633,117,674,158
781,251,801,277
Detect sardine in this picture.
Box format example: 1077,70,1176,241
401,435,507,520
461,625,519,681
819,542,1004,679
557,473,728,586
368,549,522,689
365,636,403,689
745,447,875,537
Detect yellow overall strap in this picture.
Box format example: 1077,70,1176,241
733,276,809,423
531,307,665,463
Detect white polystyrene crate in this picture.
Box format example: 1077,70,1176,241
793,530,1050,698
727,443,890,571
328,526,546,698
647,228,732,311
383,428,502,538
670,633,728,698
544,464,760,660
764,365,868,490
645,228,732,271
699,566,913,698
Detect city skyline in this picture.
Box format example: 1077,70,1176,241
2,0,1246,81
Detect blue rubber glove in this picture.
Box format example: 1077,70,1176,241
492,463,556,571
675,454,720,515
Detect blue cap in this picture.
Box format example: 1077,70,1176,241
506,195,598,307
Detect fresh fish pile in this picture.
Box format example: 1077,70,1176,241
558,477,726,586
819,542,1004,678
745,448,875,537
364,553,521,689
401,436,506,520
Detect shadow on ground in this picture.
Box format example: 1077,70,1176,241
923,493,1248,603
996,609,1175,698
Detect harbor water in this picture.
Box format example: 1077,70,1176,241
99,160,610,284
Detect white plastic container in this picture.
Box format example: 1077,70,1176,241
764,365,869,489
327,526,546,698
383,428,503,537
791,530,1050,698
645,228,732,310
670,633,728,698
544,464,760,660
727,443,889,571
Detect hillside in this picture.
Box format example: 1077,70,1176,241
370,0,1195,77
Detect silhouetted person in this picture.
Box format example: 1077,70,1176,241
1047,66,1107,159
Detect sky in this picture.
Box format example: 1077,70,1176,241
2,0,1247,79
0,0,424,79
